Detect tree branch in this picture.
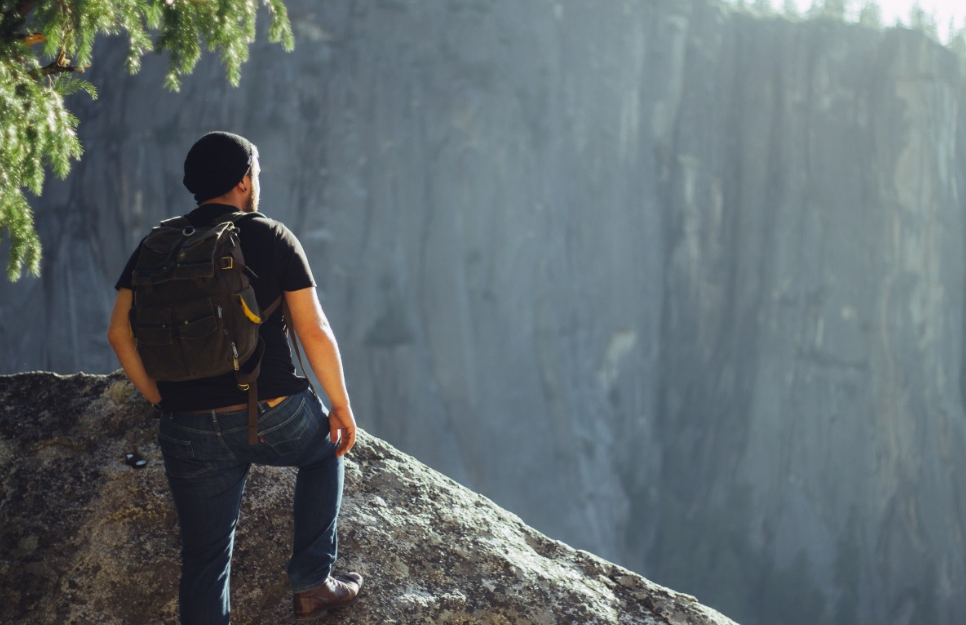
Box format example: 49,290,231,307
30,49,84,77
36,62,83,76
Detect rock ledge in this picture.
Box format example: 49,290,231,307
0,371,737,625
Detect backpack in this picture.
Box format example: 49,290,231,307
129,212,280,443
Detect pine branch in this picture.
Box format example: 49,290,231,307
33,48,84,76
1,0,296,281
35,59,83,75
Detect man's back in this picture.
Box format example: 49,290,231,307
116,203,315,411
106,131,361,624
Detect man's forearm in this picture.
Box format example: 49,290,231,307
297,322,351,409
284,288,353,408
108,288,161,405
110,336,162,405
283,287,357,455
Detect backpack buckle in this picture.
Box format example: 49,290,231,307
220,257,234,270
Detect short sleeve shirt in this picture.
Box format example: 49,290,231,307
115,204,316,411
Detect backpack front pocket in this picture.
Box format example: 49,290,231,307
131,306,180,379
132,308,175,345
175,299,234,379
132,299,236,381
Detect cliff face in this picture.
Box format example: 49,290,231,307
646,11,966,625
0,371,735,625
1,1,965,624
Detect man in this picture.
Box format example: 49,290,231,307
107,131,362,624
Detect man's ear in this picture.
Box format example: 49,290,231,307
238,176,249,193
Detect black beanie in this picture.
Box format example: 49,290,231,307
183,131,256,203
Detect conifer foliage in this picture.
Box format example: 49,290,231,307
0,0,294,281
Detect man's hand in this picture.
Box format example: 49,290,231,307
285,288,357,457
329,404,357,457
108,288,162,405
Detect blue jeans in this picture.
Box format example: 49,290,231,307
158,389,343,625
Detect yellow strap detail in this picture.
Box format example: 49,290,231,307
240,298,262,324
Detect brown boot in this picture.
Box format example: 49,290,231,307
293,573,363,621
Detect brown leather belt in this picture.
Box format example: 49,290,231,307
185,396,288,414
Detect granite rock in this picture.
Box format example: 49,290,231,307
0,371,736,625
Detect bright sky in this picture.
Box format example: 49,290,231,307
859,1,964,26
790,1,966,37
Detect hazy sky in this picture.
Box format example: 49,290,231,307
858,1,965,26
790,1,966,32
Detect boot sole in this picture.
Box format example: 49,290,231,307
293,593,360,621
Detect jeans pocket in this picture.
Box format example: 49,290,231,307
258,397,320,456
158,432,212,479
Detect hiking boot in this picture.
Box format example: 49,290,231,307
293,573,363,621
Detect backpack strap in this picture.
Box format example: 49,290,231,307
160,210,255,231
226,211,254,222
237,295,283,445
162,210,261,229
206,212,262,281
134,216,194,296
261,295,283,321
159,215,193,229
220,211,261,226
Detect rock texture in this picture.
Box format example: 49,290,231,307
2,2,966,624
0,371,736,625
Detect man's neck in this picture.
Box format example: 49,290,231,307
199,199,249,212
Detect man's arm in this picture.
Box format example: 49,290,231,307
107,288,162,405
284,287,357,457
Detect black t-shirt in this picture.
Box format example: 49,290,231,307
116,204,315,411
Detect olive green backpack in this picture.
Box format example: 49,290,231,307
129,212,280,444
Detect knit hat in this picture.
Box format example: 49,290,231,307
183,131,256,203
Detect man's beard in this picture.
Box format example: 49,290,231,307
244,192,258,213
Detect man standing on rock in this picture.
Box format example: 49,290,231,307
107,131,363,624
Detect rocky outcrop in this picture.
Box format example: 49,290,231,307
2,2,966,624
0,371,736,625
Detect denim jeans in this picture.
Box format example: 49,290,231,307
158,389,343,625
